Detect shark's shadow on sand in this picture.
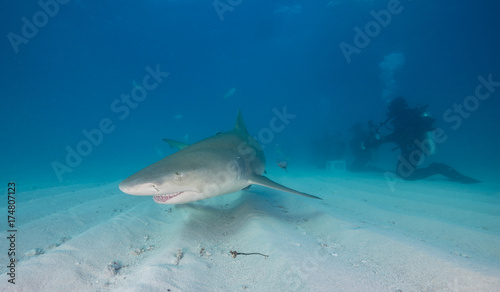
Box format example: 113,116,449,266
172,188,324,244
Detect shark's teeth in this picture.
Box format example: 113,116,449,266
153,192,183,203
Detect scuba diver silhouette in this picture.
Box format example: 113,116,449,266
368,97,480,184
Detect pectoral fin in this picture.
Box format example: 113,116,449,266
249,175,322,200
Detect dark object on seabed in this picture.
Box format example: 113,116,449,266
230,250,268,258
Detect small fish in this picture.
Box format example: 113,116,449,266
223,87,236,99
276,159,288,172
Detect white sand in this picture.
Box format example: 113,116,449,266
1,171,499,291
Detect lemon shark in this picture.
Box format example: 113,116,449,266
119,111,321,204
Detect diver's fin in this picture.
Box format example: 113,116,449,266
249,175,322,200
432,163,481,184
162,139,190,150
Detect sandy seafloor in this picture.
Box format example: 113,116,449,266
1,170,499,292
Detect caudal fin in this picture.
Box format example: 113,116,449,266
249,175,322,200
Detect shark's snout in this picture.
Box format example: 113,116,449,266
118,179,160,196
119,177,205,204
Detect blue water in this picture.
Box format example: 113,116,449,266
1,0,499,186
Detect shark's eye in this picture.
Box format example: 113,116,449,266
174,172,182,181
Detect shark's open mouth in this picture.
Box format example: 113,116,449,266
153,192,184,203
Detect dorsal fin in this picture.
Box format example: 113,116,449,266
234,109,248,134
162,139,190,150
